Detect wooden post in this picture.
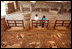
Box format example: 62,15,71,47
47,20,49,29
15,20,17,26
32,20,33,27
22,20,24,29
68,21,71,28
54,20,57,29
62,21,64,26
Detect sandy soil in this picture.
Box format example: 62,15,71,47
1,27,71,48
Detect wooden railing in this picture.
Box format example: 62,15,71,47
32,20,49,28
6,20,24,28
6,20,71,29
54,20,71,29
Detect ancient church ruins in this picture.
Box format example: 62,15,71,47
1,1,71,48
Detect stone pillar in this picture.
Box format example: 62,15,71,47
49,15,58,30
14,1,20,10
40,9,42,12
30,5,33,12
24,13,31,31
20,5,23,12
58,8,61,14
1,16,7,31
67,8,69,12
49,8,51,13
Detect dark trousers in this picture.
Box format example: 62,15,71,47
42,23,44,28
35,21,38,28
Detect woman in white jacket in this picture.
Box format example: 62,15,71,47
35,14,39,21
34,14,39,27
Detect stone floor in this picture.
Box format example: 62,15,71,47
1,27,71,48
5,11,71,21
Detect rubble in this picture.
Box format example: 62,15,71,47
1,27,71,48
52,46,57,48
16,34,24,39
49,41,55,44
29,42,36,45
57,33,62,38
35,46,40,48
5,44,21,48
20,34,24,38
36,42,40,45
1,41,7,47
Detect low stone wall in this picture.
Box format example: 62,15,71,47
1,16,8,31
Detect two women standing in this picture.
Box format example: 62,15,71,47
34,14,46,28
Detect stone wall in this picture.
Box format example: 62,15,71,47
1,16,7,31
17,1,71,13
6,2,15,14
5,1,71,28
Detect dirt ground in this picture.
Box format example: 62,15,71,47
1,27,71,48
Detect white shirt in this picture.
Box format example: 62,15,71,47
35,16,39,20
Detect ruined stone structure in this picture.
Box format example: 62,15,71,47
18,1,71,14
4,1,71,29
1,1,71,48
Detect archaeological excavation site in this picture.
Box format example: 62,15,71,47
1,1,71,48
